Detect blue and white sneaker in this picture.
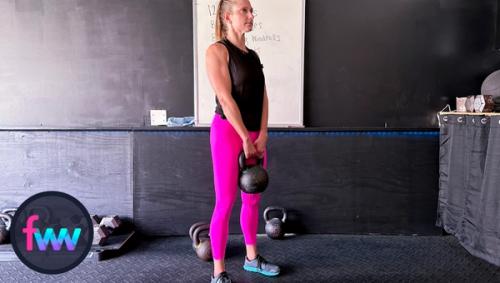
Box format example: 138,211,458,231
243,255,280,277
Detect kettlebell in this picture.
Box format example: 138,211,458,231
2,208,17,217
238,151,268,194
0,213,12,244
263,206,287,239
192,224,212,261
189,222,208,243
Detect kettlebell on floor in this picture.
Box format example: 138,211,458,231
264,206,287,239
192,223,212,261
189,222,208,245
0,212,12,244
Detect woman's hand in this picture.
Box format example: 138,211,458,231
253,133,268,158
243,137,258,159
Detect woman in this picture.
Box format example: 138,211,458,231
205,0,280,282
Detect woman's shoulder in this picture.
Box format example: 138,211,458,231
206,41,229,59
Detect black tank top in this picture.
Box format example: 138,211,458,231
215,38,265,131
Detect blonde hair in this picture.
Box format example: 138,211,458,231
215,0,235,41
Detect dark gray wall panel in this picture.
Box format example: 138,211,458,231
304,0,500,127
0,132,133,218
266,132,440,235
133,131,214,235
134,131,440,236
0,0,193,127
306,0,438,127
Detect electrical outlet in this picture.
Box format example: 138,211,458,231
150,110,167,126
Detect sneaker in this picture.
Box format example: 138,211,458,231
211,271,232,283
243,255,280,277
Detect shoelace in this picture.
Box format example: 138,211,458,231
256,255,268,268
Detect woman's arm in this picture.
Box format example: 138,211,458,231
205,43,257,157
260,86,269,134
254,86,269,157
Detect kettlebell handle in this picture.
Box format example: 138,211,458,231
0,213,12,231
1,208,17,215
189,222,207,240
238,151,264,170
263,206,286,223
193,224,210,246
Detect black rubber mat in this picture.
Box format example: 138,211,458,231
0,234,498,282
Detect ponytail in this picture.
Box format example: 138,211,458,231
215,0,233,41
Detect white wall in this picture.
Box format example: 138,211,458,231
194,0,305,127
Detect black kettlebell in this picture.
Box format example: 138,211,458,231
193,224,212,261
263,206,287,239
0,213,12,244
239,151,268,194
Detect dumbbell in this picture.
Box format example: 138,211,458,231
90,214,119,246
90,214,101,225
93,225,111,246
90,214,108,245
99,215,122,233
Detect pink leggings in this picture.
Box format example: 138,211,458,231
209,114,267,260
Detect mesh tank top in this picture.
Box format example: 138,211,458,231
215,38,265,131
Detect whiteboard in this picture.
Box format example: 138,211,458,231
193,0,305,127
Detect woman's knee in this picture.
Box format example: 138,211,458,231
214,196,237,216
241,193,261,207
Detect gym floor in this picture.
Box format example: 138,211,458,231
0,234,499,282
